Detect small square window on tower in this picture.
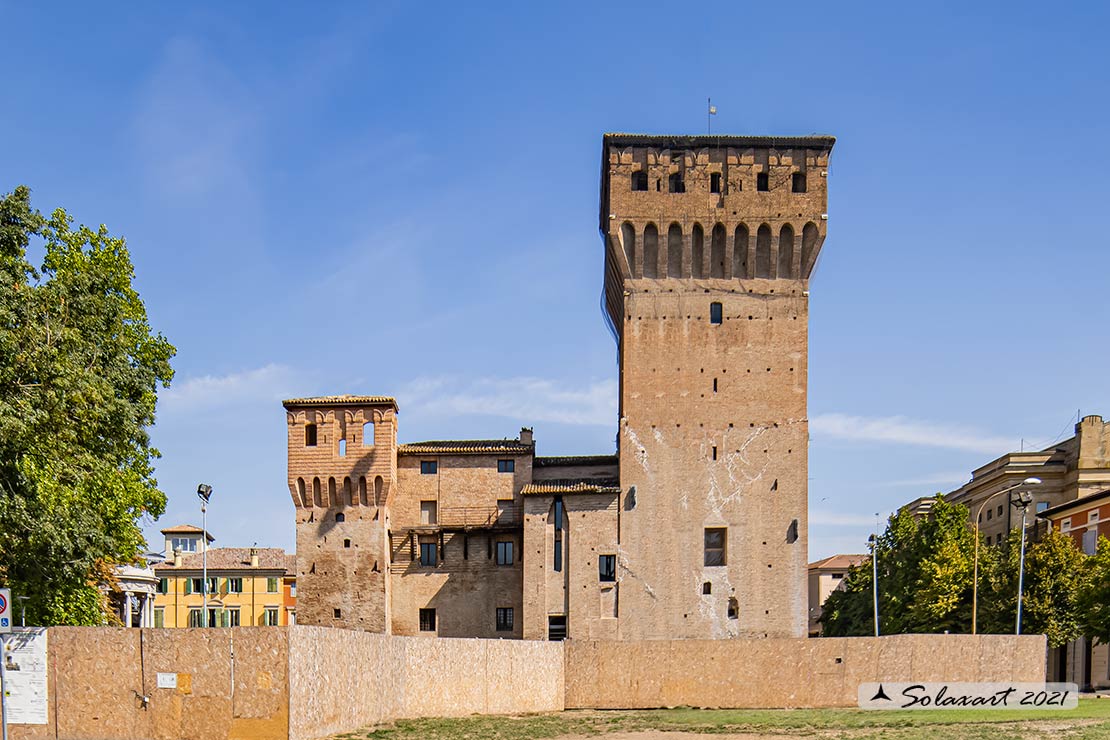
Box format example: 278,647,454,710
668,172,685,193
599,554,616,582
305,423,317,447
631,171,648,191
497,459,515,473
419,608,436,632
420,460,437,475
710,302,723,325
792,172,807,193
757,172,769,192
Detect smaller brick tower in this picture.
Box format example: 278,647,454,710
284,395,397,631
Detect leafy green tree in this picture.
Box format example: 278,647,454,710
821,496,978,636
0,185,175,624
979,527,1086,647
1076,536,1110,644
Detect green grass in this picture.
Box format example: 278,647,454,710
333,699,1110,740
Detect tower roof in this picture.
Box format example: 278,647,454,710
603,132,836,150
282,395,398,411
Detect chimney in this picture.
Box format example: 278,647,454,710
519,427,534,446
173,549,183,567
250,548,259,567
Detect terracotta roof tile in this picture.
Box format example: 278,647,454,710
159,524,214,541
808,554,867,570
283,395,397,410
155,547,292,573
534,455,618,467
522,478,621,496
399,440,533,455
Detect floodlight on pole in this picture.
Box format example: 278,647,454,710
1012,490,1034,635
971,477,1041,634
197,484,213,625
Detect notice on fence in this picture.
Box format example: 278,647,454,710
3,628,48,724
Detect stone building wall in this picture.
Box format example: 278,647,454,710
600,134,834,639
285,396,397,633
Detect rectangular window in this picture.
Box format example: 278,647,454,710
207,577,219,595
497,459,515,473
158,578,169,594
1062,518,1072,531
987,508,993,520
338,438,347,457
228,578,243,594
710,172,722,194
831,573,843,580
496,540,514,566
1091,511,1101,522
1084,529,1098,555
266,577,279,593
599,554,616,582
709,302,723,325
154,607,165,628
171,537,197,552
792,172,807,193
496,607,514,632
227,608,241,627
264,607,279,626
547,615,566,641
191,578,204,594
668,172,685,193
554,498,563,531
553,534,563,572
289,582,296,597
631,171,648,191
420,460,438,475
1036,501,1048,513
419,608,436,632
305,423,318,447
997,504,1003,516
704,528,727,566
188,609,204,628
757,172,769,191
420,501,438,525
420,540,438,567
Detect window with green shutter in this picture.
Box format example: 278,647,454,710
266,577,278,593
154,608,164,628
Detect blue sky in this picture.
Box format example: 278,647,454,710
3,2,1108,560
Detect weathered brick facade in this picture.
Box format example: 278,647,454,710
286,132,835,640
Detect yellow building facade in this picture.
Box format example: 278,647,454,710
152,525,296,628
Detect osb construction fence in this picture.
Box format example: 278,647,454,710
7,626,563,740
8,629,1044,740
565,634,1048,709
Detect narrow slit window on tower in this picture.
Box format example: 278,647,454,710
362,421,375,446
305,423,317,447
710,302,723,325
710,172,722,194
668,172,685,193
757,172,769,191
338,438,346,456
335,512,345,523
703,581,712,595
712,446,717,461
713,378,718,393
792,172,807,193
343,538,351,548
333,608,341,619
728,597,739,619
631,171,648,191
787,519,799,544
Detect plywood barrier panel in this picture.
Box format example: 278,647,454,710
565,635,1047,709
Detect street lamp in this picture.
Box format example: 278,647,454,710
972,477,1041,634
1012,491,1034,635
197,484,213,626
869,531,879,637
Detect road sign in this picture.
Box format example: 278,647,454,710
0,589,10,633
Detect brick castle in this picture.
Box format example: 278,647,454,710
285,133,835,640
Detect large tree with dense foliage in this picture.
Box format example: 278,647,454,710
821,496,979,636
979,527,1086,647
0,185,174,625
1076,536,1110,644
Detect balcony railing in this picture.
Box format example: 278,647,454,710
433,504,521,529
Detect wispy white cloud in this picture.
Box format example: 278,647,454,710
401,376,617,427
884,472,971,487
811,413,1013,455
160,363,301,413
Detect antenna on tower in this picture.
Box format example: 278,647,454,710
707,97,717,134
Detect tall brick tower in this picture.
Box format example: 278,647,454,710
284,395,397,631
601,134,834,639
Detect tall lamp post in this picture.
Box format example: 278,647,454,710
869,532,879,637
1012,491,1034,635
972,477,1040,634
197,484,213,626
